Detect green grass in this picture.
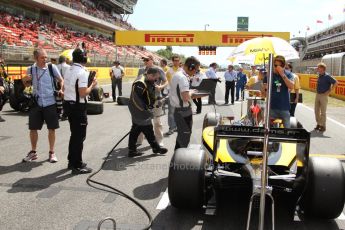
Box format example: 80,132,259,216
301,89,345,107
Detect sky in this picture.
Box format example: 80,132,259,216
127,0,345,67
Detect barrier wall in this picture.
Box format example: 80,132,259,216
6,66,140,79
298,74,345,100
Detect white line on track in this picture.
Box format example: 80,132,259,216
156,188,170,210
299,103,345,129
337,212,345,220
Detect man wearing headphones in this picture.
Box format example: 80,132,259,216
170,56,200,150
128,67,168,157
63,48,97,174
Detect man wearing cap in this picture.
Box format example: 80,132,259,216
263,55,294,128
128,67,168,157
136,55,168,147
314,62,338,132
63,48,97,174
110,60,124,102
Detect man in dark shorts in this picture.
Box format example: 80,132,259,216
21,48,64,163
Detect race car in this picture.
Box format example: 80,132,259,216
168,112,345,221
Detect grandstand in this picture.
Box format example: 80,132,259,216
291,20,345,73
0,0,161,67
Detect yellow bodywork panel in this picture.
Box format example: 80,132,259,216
202,126,298,167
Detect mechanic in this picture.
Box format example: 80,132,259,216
56,55,70,121
170,56,200,150
314,62,338,132
136,55,168,147
128,67,168,157
262,55,294,128
63,48,96,174
21,48,63,163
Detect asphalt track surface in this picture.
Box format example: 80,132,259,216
0,73,344,230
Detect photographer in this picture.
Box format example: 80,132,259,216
21,48,64,163
128,67,168,157
63,48,97,174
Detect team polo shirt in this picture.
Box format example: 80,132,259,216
170,70,190,108
317,73,336,94
63,63,88,103
111,65,124,78
264,71,293,111
27,63,62,107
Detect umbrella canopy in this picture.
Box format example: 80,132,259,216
228,36,299,65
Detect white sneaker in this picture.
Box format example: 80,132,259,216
159,143,164,148
22,151,38,162
49,151,58,163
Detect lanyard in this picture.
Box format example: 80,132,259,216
35,66,47,91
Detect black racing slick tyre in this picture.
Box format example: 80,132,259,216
202,112,221,130
299,157,345,219
86,101,103,115
168,147,207,209
117,96,130,105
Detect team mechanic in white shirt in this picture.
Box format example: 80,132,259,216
110,60,124,102
63,48,97,174
169,56,202,150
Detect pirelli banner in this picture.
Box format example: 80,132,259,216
299,74,345,101
115,31,290,46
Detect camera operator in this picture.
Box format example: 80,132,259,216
128,67,168,157
63,48,97,174
0,58,8,122
21,48,64,163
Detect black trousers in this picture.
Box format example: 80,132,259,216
208,85,217,104
128,122,159,151
63,102,87,168
225,81,235,104
290,103,297,116
193,98,202,113
111,78,122,100
174,108,193,150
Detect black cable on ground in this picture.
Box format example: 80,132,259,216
86,131,153,230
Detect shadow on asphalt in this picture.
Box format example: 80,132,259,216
133,177,167,200
7,168,72,193
2,109,28,117
310,130,331,138
152,189,341,230
0,160,45,175
101,146,162,172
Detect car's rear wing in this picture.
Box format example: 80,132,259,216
214,125,310,143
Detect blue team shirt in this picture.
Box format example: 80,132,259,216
264,71,293,111
317,73,336,94
236,72,247,87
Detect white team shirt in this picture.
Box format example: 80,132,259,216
191,72,206,87
170,70,190,108
63,63,88,103
56,62,70,78
111,65,124,78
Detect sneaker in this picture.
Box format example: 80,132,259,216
128,150,143,157
159,143,164,148
153,147,168,155
314,125,320,131
71,166,93,174
48,151,58,163
22,151,38,162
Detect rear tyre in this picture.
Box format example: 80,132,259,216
202,112,221,130
86,101,103,115
299,157,345,219
168,147,207,209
